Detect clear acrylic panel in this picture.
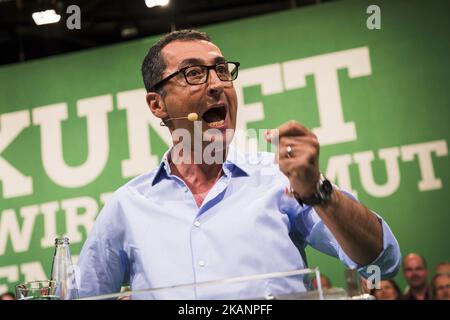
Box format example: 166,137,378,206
78,268,327,300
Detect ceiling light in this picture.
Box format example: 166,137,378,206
32,9,61,26
145,0,170,9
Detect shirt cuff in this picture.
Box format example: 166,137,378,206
335,214,401,279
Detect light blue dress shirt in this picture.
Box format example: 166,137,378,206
77,147,401,299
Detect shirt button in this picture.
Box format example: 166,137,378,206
198,260,206,267
194,220,201,227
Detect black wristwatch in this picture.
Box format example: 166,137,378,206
294,174,333,206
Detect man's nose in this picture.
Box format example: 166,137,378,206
206,69,224,97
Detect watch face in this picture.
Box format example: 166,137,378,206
322,179,333,193
295,177,333,206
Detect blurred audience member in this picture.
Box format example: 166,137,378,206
0,292,15,300
431,273,450,300
118,286,131,300
435,262,450,276
360,276,371,294
402,253,430,300
371,280,401,300
312,274,332,290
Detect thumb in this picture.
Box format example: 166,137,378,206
264,129,280,145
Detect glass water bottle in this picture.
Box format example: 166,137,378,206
50,237,79,300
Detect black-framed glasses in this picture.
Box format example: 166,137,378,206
151,61,240,92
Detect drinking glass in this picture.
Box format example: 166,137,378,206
16,280,60,300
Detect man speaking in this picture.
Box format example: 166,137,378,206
77,30,401,299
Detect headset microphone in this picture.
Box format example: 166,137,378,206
160,113,199,126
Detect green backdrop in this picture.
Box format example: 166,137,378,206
1,0,449,293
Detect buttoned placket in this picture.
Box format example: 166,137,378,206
187,165,234,296
161,158,240,297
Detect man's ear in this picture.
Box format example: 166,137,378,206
146,92,169,120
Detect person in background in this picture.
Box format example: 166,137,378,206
435,262,450,276
0,292,15,300
312,274,332,290
431,273,450,300
117,286,131,300
360,276,372,294
402,253,430,300
371,280,401,300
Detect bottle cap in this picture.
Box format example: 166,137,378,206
55,237,70,245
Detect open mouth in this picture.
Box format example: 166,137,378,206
202,105,227,128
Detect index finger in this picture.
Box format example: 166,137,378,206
265,120,310,144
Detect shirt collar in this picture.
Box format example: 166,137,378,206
151,144,253,186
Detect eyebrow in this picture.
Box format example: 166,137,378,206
178,56,226,69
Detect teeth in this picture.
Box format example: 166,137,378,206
207,120,225,128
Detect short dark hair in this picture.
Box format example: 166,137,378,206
141,29,211,93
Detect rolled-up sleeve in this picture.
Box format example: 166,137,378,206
287,191,401,279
